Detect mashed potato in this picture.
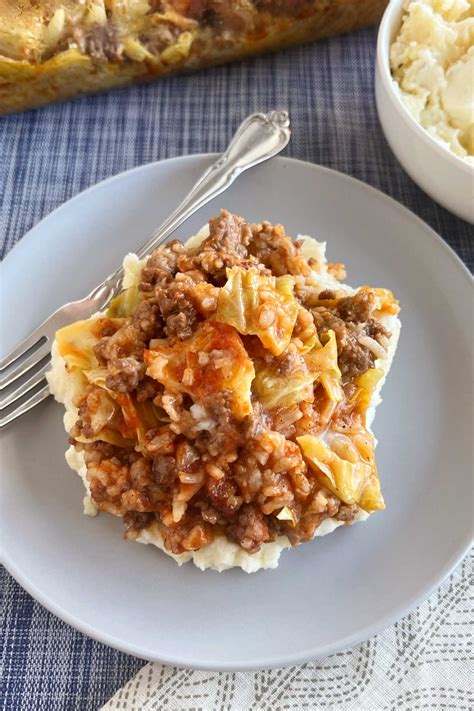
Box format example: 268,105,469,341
47,230,400,573
390,0,474,163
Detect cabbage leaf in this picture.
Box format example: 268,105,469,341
55,318,102,371
216,267,299,356
350,367,384,414
106,286,141,318
276,506,297,526
72,383,136,449
145,320,255,420
55,317,124,371
297,431,384,512
253,330,343,410
253,362,315,409
305,330,343,403
357,286,399,316
84,367,164,447
57,318,162,447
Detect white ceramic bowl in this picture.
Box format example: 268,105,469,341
375,0,474,224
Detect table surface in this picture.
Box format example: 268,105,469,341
1,24,472,711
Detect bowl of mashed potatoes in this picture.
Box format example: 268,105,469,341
375,0,473,223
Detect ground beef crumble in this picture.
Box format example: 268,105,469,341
336,290,374,323
69,210,396,556
226,504,275,552
105,356,145,393
156,281,199,339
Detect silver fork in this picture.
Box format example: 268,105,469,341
0,110,291,428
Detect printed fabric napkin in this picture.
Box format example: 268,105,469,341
102,553,472,710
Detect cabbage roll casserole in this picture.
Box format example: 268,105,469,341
0,0,388,114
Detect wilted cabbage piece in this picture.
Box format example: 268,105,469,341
107,286,141,318
364,287,400,317
276,506,297,526
297,431,384,512
82,371,164,449
216,266,299,356
55,318,105,371
305,330,343,403
73,390,136,449
73,385,116,436
56,316,131,370
160,30,196,64
144,320,255,420
113,391,166,448
74,429,135,449
56,316,163,447
350,368,384,415
253,330,342,410
253,357,315,410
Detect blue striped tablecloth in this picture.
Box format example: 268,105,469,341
1,25,472,710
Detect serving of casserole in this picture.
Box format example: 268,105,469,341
47,210,400,572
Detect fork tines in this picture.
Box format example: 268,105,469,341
0,331,52,428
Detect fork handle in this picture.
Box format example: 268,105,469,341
89,110,291,303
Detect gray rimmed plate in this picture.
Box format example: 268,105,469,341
1,155,472,670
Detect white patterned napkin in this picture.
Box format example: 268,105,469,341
102,552,472,710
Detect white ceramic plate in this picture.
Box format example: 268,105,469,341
1,156,472,671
